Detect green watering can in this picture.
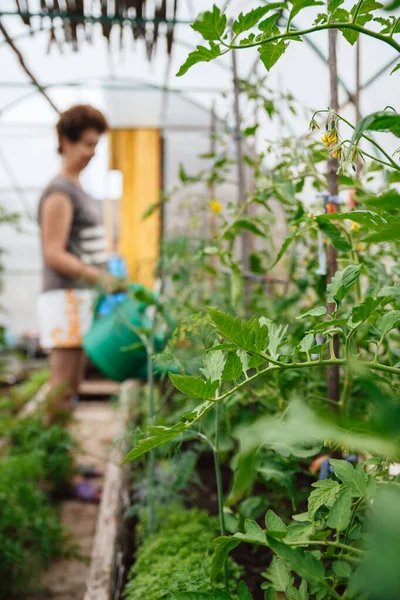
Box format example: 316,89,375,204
83,284,168,382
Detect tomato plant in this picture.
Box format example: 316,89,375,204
124,3,400,597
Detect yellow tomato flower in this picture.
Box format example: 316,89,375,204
209,200,222,214
328,131,338,145
351,221,361,232
321,132,330,145
322,128,341,159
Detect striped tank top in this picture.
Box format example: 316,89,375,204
38,174,108,292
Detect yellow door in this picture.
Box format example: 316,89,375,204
109,128,161,289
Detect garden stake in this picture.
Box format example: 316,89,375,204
231,43,250,310
327,25,341,405
209,103,218,288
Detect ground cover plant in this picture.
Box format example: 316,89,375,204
0,393,77,597
124,505,241,600
122,2,400,598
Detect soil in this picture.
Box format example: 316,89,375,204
27,400,117,600
186,452,314,600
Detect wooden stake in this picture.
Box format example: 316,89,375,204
209,104,218,286
355,39,362,179
231,47,250,303
327,27,340,404
209,103,217,241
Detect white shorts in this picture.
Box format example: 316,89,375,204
38,289,95,349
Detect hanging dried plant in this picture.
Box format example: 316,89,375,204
16,0,179,57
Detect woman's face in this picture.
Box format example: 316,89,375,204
61,128,101,171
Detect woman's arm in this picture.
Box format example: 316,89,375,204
40,192,109,286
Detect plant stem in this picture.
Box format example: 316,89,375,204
225,22,400,54
326,586,343,600
288,539,365,556
173,358,400,442
215,358,400,404
213,401,229,589
146,259,167,536
352,0,364,23
147,340,156,536
214,403,226,537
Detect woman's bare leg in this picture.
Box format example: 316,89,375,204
48,348,85,420
47,348,101,500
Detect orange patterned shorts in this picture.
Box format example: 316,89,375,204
37,289,95,349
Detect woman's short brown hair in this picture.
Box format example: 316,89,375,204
56,104,109,154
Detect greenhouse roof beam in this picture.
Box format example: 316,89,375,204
361,55,399,91
0,20,60,115
0,81,227,94
0,122,213,133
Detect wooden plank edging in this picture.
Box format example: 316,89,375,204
84,380,138,600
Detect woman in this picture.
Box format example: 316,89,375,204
38,105,119,498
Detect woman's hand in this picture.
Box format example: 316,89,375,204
81,265,128,294
99,272,128,295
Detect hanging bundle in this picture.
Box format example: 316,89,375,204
14,0,179,58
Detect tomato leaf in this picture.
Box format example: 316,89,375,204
222,352,243,381
308,479,341,519
351,111,400,143
258,40,289,71
316,218,352,252
288,0,324,25
169,373,219,399
376,310,400,335
327,265,362,307
267,537,325,584
177,43,221,77
192,6,227,41
263,557,294,592
232,5,283,34
327,487,352,531
211,537,241,581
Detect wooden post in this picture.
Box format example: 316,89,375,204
355,39,362,180
327,28,340,404
209,104,218,285
231,47,250,302
209,104,217,241
84,382,139,600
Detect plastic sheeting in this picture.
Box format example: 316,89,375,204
0,0,399,334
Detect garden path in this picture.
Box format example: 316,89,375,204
28,400,117,600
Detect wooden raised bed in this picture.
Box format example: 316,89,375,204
84,381,139,600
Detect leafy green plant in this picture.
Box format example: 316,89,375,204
210,458,400,600
0,449,75,597
177,2,400,77
0,407,78,597
124,505,241,600
122,4,400,596
124,275,400,462
8,415,76,490
0,368,49,413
